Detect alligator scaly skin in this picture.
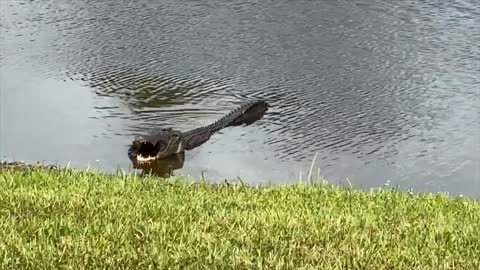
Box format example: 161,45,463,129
128,99,269,162
182,99,268,150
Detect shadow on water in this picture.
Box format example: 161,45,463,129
132,153,186,178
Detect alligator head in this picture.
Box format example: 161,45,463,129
128,127,184,164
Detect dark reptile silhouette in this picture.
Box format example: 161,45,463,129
128,99,269,169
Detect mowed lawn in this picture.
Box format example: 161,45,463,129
0,166,479,269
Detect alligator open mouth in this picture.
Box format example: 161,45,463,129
128,140,167,163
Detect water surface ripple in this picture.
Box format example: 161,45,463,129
1,0,479,197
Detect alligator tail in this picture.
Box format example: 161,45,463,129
225,100,269,128
183,100,269,150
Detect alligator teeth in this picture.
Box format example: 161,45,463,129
136,155,157,163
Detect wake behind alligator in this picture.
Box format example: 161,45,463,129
128,100,269,165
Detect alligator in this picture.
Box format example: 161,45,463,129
128,99,269,164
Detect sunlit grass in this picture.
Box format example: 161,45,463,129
0,166,479,269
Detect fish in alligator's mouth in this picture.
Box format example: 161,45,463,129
127,99,269,164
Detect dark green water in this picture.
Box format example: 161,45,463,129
1,0,479,197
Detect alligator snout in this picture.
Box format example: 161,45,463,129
128,140,166,163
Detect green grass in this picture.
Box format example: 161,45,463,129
0,166,479,269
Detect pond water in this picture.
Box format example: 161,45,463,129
1,0,479,197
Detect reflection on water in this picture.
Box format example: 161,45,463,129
1,0,479,197
132,153,186,178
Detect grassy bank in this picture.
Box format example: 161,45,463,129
0,166,479,269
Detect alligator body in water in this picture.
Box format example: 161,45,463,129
128,100,269,165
